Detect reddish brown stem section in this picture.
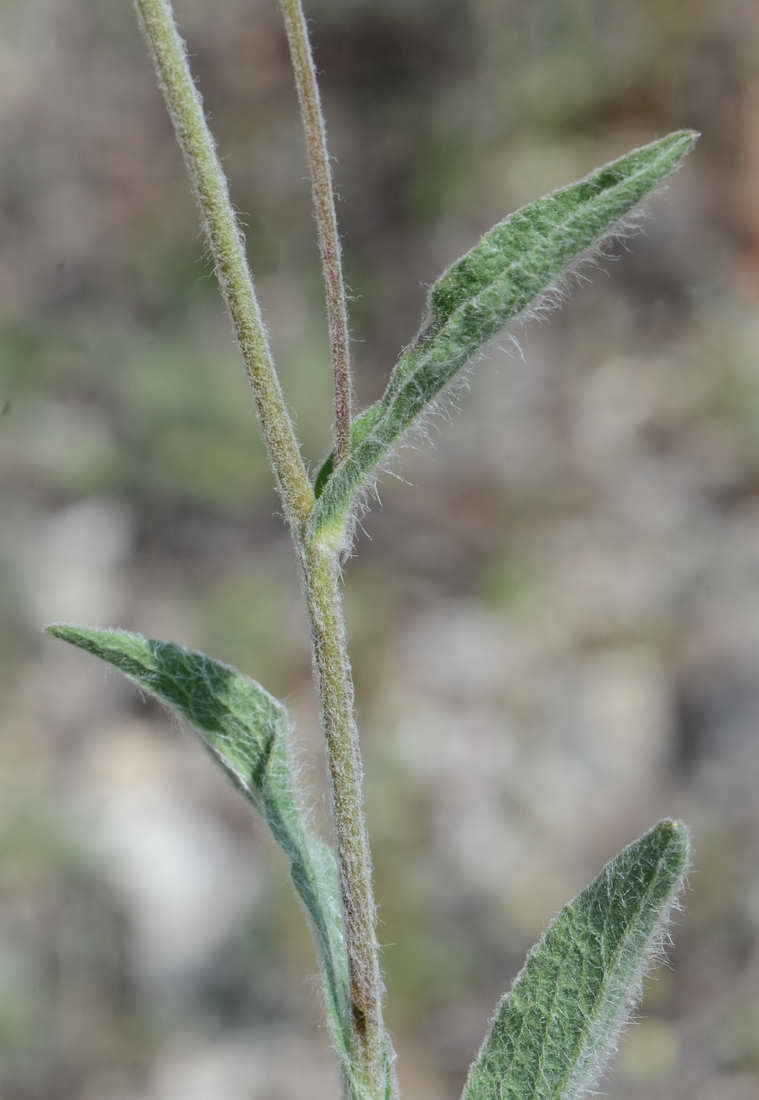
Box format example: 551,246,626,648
279,0,352,464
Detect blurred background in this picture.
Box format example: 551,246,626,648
2,0,759,1097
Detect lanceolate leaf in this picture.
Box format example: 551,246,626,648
311,130,698,545
462,819,689,1100
46,625,359,1075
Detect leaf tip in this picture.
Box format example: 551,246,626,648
643,818,691,887
654,129,699,170
46,621,102,646
46,622,78,643
670,128,700,156
45,622,143,664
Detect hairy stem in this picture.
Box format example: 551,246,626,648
275,1,388,1085
135,0,314,532
135,0,387,1092
278,0,353,464
302,541,386,1093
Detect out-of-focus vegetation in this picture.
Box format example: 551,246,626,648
2,1,759,1097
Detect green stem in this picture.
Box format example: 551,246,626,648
135,0,388,1093
278,0,353,465
302,540,386,1093
278,3,387,1087
134,0,314,533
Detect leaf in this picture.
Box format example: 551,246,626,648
311,130,698,546
46,624,358,1071
462,819,690,1100
314,401,382,498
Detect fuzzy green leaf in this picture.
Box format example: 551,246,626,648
462,819,689,1100
314,401,382,499
311,130,698,545
46,624,359,1073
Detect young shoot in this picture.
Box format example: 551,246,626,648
49,2,697,1097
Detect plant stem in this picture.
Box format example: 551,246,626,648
275,3,388,1086
135,0,387,1092
134,0,314,533
302,540,386,1092
278,0,353,465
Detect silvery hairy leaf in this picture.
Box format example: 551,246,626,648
312,131,698,546
462,820,689,1100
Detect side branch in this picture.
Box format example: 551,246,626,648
135,0,314,532
278,0,353,464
